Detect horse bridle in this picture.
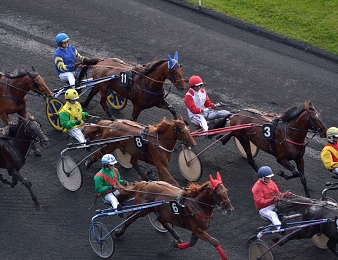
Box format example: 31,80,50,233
212,184,231,207
23,119,42,142
306,108,325,134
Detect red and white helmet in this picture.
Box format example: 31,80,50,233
188,75,203,87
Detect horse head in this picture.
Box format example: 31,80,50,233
209,172,234,214
167,51,187,90
19,116,49,147
304,100,327,138
174,114,196,147
26,68,53,98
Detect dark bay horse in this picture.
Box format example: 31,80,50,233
0,66,53,155
83,114,196,186
115,173,234,260
276,195,338,257
0,116,49,209
81,51,187,121
221,100,326,197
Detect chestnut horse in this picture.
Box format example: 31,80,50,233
83,114,196,186
276,195,338,257
81,51,187,120
0,66,53,155
221,100,326,197
0,116,49,209
115,173,234,260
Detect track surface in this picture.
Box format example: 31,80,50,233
1,1,338,259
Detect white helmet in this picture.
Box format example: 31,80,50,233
101,154,117,166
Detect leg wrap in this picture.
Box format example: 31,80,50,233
215,245,227,260
177,242,190,249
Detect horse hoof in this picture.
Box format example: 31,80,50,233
115,229,124,237
34,202,41,210
34,149,42,157
171,241,179,248
147,171,157,181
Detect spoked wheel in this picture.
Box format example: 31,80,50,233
248,239,274,260
148,212,172,233
89,222,115,258
46,98,64,131
178,148,202,181
113,149,132,169
107,90,127,110
234,137,259,158
56,156,82,191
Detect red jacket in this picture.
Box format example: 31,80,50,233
251,179,281,210
184,88,215,115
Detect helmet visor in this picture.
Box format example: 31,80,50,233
265,173,274,178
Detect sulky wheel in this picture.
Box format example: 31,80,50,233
56,156,82,191
89,222,115,258
148,212,172,233
234,137,259,158
46,98,64,131
113,149,132,169
107,90,127,110
178,148,202,181
248,239,274,260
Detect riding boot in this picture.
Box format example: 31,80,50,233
75,79,81,94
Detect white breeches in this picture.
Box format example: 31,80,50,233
59,71,76,86
104,191,120,209
259,204,281,229
69,128,86,143
190,109,231,131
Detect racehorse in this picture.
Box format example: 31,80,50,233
0,66,53,155
115,173,234,260
82,114,196,186
276,195,338,257
220,100,326,197
80,51,187,121
0,116,49,209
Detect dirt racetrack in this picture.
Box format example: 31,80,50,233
1,0,338,259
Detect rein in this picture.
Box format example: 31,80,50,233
0,77,42,102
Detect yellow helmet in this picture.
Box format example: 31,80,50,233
65,89,79,100
326,127,338,139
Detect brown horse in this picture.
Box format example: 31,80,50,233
276,195,338,257
0,66,53,155
115,173,234,260
221,100,326,197
0,116,49,209
0,66,53,124
83,114,196,186
81,52,187,121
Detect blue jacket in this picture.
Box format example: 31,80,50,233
52,45,81,75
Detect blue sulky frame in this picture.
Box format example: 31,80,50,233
89,200,169,258
247,218,336,259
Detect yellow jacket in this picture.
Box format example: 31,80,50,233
321,143,338,171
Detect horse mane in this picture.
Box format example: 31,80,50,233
139,60,167,76
280,104,305,122
183,182,209,197
152,117,172,134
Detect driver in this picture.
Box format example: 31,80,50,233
184,75,232,131
251,166,292,229
94,154,128,215
58,89,88,144
320,127,338,178
52,33,82,87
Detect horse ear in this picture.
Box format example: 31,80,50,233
216,172,222,182
174,51,178,62
209,174,214,182
168,54,174,68
31,66,36,72
177,114,183,121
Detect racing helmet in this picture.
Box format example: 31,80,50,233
55,33,69,45
65,89,79,100
188,75,203,87
257,166,274,178
101,154,117,166
326,127,338,140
